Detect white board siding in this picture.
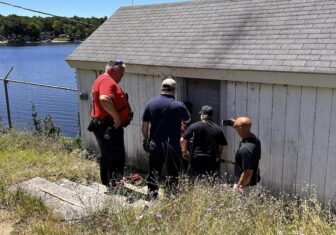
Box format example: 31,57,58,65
223,82,335,203
296,87,317,196
130,74,142,168
247,83,260,137
122,73,163,170
234,82,248,153
223,81,236,181
282,86,301,193
310,88,332,201
258,84,273,188
325,90,336,207
76,69,99,150
270,85,287,193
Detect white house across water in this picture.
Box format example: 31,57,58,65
67,0,336,207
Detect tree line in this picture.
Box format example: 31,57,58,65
0,14,106,42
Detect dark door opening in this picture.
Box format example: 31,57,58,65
184,78,221,124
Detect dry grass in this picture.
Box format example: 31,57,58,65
0,130,335,234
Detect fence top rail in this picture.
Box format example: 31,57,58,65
0,78,77,91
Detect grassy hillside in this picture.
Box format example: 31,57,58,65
0,130,335,234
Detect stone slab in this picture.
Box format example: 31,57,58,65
58,179,128,206
8,177,155,220
9,177,87,220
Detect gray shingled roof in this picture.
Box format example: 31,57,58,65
67,0,336,74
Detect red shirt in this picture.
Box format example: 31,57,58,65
91,73,130,125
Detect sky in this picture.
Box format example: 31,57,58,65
0,0,188,18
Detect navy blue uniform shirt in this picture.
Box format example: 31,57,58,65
142,94,190,149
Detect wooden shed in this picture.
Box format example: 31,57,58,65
67,0,336,206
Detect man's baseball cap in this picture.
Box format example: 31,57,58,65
199,105,213,116
161,77,176,91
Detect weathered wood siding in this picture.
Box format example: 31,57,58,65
77,67,336,206
76,69,98,150
221,81,336,206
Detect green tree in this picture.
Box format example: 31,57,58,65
0,15,106,42
52,19,63,35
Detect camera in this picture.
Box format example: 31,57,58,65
222,119,234,126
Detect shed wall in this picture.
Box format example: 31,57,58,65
222,81,336,207
76,68,336,207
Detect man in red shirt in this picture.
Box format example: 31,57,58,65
90,60,131,189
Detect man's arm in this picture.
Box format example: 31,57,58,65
99,95,121,128
142,121,149,140
180,137,190,160
180,137,188,152
236,169,253,189
218,145,228,160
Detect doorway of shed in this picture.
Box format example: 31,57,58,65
183,78,221,124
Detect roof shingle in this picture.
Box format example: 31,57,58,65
67,0,336,74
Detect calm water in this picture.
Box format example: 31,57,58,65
0,44,79,137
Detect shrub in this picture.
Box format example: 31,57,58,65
32,104,61,138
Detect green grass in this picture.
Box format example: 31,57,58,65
0,130,99,234
0,130,335,234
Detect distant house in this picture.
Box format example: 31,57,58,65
40,32,52,41
67,0,336,206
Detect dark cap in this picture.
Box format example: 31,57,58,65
199,105,213,116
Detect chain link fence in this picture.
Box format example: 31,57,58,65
0,73,79,137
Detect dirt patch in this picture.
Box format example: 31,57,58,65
0,210,14,235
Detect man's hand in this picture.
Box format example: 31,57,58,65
233,184,243,193
113,115,121,128
182,150,189,160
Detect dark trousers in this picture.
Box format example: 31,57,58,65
189,156,219,178
147,142,181,195
93,127,125,187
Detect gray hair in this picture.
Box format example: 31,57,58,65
105,60,126,73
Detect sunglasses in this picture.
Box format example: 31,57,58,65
233,125,244,129
114,60,124,66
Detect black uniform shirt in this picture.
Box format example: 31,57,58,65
183,120,227,159
234,133,261,186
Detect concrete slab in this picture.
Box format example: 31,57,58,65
9,177,87,220
58,179,127,206
8,177,156,221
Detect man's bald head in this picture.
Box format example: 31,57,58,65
234,117,252,129
233,117,252,139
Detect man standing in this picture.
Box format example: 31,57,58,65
90,60,131,189
233,117,261,190
180,105,228,177
142,77,190,198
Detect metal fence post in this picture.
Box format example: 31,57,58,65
3,67,13,128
